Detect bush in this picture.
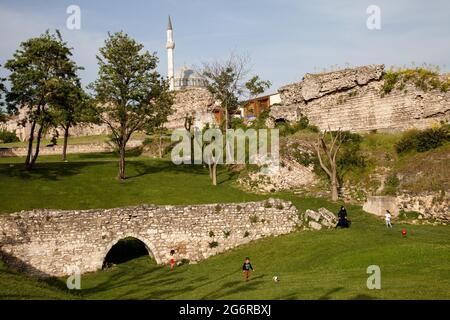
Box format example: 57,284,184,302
0,129,20,143
395,125,450,154
337,131,366,172
383,174,400,195
230,117,246,130
382,67,450,94
276,116,316,136
208,241,219,249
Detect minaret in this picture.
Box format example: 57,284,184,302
166,16,175,91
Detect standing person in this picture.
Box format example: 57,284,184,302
242,257,254,282
169,249,176,271
385,210,393,228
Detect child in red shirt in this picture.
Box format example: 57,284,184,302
169,249,176,271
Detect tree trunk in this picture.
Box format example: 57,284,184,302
25,120,36,170
330,170,339,201
118,143,126,180
208,162,212,179
62,126,69,162
28,125,44,170
224,108,229,131
212,162,217,186
158,135,163,158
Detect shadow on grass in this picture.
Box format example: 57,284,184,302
0,161,105,181
318,287,344,300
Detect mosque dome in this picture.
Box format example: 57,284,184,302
173,65,208,90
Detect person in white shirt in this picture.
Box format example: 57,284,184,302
385,210,392,228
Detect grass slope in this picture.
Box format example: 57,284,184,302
0,154,449,299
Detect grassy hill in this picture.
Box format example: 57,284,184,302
0,153,449,300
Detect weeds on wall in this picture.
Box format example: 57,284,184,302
382,65,450,94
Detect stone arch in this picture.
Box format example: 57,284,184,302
101,234,162,269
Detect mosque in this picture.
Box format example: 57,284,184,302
164,16,280,130
166,16,208,92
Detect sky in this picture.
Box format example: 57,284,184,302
1,0,450,93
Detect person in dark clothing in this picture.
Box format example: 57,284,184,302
335,206,350,228
242,257,254,282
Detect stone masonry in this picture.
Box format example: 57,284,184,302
271,65,450,132
165,87,217,130
0,199,298,277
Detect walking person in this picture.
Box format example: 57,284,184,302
385,210,393,228
242,257,254,282
335,206,350,229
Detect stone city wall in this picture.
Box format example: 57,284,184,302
0,140,143,157
271,65,450,132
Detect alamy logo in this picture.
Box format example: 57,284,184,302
171,128,279,172
66,265,81,290
66,5,81,30
366,265,381,290
366,5,381,30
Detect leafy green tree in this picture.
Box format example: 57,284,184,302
47,78,93,161
202,54,271,185
245,75,272,100
90,32,173,180
5,30,81,170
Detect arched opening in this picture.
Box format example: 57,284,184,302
102,237,153,269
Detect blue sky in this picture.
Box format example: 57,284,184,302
1,0,449,92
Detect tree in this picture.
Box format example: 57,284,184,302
47,78,92,161
245,75,272,102
90,32,173,180
0,69,6,123
201,54,271,185
313,129,344,201
5,30,81,170
202,54,250,131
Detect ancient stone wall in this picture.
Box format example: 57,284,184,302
0,140,143,157
1,109,110,142
271,65,450,132
0,199,298,277
165,87,217,130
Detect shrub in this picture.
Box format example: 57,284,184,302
208,241,219,249
382,66,450,94
337,131,366,173
276,116,316,136
231,117,246,130
395,125,450,154
398,210,421,220
383,174,400,195
249,215,258,223
223,230,231,238
179,259,190,266
0,129,20,143
214,204,222,212
276,203,284,210
243,231,250,238
264,201,272,208
208,231,215,237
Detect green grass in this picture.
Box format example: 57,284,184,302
0,153,263,213
0,153,449,300
0,132,146,148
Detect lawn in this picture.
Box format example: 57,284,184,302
0,153,449,300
